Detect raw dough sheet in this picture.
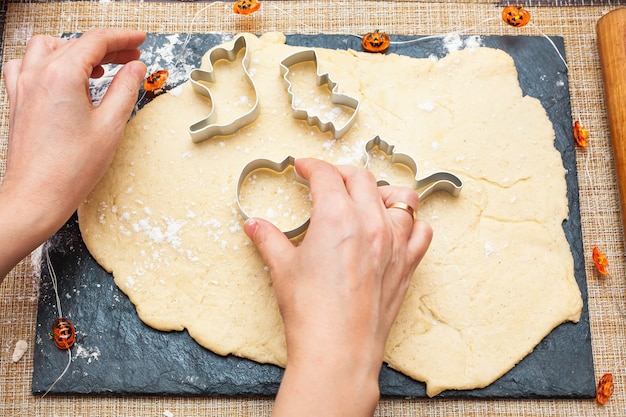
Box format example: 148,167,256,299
32,33,594,398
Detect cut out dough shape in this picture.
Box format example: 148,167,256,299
78,33,582,397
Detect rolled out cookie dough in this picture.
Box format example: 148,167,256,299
78,33,582,396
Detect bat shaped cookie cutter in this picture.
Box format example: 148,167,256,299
236,136,463,239
188,34,260,143
280,49,360,140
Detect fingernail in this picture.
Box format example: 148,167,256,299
129,60,147,80
243,217,259,238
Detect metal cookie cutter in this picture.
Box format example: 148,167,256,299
236,136,463,239
237,156,310,239
364,136,463,201
280,49,360,140
188,35,260,143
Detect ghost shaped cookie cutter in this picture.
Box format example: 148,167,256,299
280,49,360,140
188,34,260,143
236,136,463,238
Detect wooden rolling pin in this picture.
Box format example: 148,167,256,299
597,8,626,238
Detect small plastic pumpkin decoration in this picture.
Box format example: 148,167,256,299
592,246,609,275
51,317,76,350
144,70,169,92
502,5,531,28
234,0,261,15
362,29,391,53
596,373,614,405
573,120,589,148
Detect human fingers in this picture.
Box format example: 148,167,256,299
90,48,142,79
243,217,295,279
3,59,22,130
19,30,143,71
377,184,421,238
293,158,351,217
406,219,433,270
294,158,349,197
99,47,143,67
72,29,146,68
97,60,146,129
14,30,144,103
378,184,431,271
20,34,67,68
334,164,384,212
3,59,22,100
42,29,146,80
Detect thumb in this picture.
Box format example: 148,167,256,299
244,217,294,273
98,60,146,123
3,59,22,105
3,59,22,130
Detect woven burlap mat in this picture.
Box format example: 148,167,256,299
1,1,625,416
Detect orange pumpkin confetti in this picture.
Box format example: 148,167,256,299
573,120,589,148
362,30,391,53
233,0,261,15
144,70,169,92
592,246,609,275
596,373,614,405
502,5,531,28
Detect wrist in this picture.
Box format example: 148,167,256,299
0,182,62,280
272,348,381,417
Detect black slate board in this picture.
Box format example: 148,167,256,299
33,33,595,398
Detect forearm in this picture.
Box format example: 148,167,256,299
272,352,380,417
0,185,61,281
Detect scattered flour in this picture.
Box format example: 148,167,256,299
75,345,101,364
442,33,483,53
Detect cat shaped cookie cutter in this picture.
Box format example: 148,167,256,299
279,49,360,140
188,34,260,143
365,136,463,201
236,136,463,238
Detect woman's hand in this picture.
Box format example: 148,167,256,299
0,28,147,280
244,158,432,417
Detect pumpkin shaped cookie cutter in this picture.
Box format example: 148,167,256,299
279,49,360,140
237,156,311,239
188,35,260,143
236,136,463,238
